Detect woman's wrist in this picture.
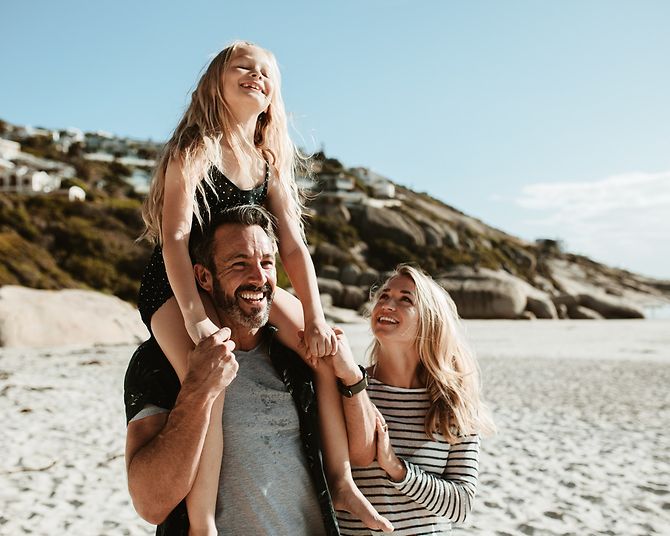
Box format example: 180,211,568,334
386,457,407,483
338,364,364,387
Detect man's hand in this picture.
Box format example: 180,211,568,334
184,327,238,397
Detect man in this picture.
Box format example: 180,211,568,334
124,205,345,535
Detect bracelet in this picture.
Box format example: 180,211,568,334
337,365,368,398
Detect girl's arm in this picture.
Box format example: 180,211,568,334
266,179,336,357
161,158,219,343
377,424,480,523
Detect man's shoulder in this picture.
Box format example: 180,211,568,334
123,336,180,423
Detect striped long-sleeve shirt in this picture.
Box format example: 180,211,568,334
337,379,480,535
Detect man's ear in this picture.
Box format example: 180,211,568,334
194,264,213,292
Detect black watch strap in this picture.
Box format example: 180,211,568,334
337,365,368,398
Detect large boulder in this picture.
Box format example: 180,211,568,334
567,305,604,320
350,205,425,248
357,269,380,289
317,278,344,303
438,267,527,319
0,286,148,348
578,293,644,319
545,258,647,318
318,264,340,280
339,285,368,310
526,295,558,319
314,242,350,265
340,263,362,286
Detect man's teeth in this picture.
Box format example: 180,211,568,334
378,316,398,324
240,292,264,301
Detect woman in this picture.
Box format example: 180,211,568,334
334,264,495,535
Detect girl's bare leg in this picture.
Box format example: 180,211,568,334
271,288,393,532
151,293,223,536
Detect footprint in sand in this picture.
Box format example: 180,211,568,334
543,510,563,520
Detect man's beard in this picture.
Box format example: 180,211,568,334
212,280,273,329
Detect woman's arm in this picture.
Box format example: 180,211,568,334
328,329,379,466
161,158,218,343
378,427,480,523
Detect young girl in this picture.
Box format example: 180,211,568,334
139,41,392,534
334,264,496,535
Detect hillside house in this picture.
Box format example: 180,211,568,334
0,167,61,193
320,172,355,192
351,167,395,198
0,138,21,160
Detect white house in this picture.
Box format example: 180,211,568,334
0,138,21,160
351,167,395,198
0,167,61,193
320,172,355,192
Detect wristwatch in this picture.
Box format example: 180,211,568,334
337,365,368,397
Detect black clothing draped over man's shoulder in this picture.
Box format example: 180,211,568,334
123,327,340,536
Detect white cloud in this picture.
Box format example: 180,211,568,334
514,170,670,278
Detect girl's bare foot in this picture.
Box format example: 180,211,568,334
332,480,394,533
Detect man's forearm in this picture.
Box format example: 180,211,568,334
127,385,217,524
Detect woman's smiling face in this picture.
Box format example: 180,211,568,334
371,275,419,344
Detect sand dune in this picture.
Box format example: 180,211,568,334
1,320,669,535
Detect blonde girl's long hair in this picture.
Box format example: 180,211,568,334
141,40,306,244
369,264,496,443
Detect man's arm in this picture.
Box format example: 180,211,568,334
125,329,237,524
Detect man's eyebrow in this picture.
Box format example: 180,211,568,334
221,253,252,263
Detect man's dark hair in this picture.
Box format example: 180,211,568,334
190,205,278,271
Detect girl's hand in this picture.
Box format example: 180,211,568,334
303,319,338,360
376,417,407,482
186,317,220,345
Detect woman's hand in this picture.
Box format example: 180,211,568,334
186,317,220,345
303,318,338,360
328,327,364,385
375,417,407,482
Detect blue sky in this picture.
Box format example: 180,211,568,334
2,0,669,278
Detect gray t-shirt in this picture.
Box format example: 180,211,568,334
215,339,325,535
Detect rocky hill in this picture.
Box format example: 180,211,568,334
1,119,668,319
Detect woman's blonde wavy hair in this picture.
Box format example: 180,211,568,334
141,40,306,243
369,264,496,443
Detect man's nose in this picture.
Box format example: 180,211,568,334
247,262,265,285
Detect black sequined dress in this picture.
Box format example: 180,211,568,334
137,166,269,330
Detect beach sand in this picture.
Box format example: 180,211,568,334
1,320,669,535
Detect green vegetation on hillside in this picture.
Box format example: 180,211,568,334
0,195,151,302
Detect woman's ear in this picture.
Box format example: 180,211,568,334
194,264,213,292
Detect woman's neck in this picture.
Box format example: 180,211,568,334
373,343,423,388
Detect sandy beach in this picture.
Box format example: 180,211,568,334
1,319,669,535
